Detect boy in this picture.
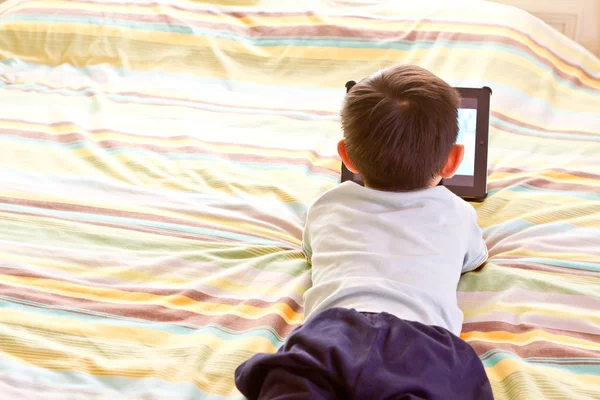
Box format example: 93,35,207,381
235,65,494,400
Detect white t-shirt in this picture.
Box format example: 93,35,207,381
302,181,488,336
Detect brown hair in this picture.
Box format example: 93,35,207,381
341,65,461,192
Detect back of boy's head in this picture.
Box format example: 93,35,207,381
341,65,461,192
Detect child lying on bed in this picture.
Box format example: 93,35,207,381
234,65,494,400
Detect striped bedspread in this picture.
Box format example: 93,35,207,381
1,0,599,398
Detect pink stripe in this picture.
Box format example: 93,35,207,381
459,289,600,312
462,311,600,336
0,374,102,399
1,85,337,122
0,118,338,160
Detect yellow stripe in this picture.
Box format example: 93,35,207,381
486,136,598,157
0,252,309,298
1,89,343,144
462,330,600,351
493,107,600,136
0,77,340,112
2,120,339,167
0,313,267,396
0,207,302,259
0,309,277,351
463,263,600,289
0,274,305,323
0,200,310,263
0,193,304,248
484,357,600,387
474,199,600,229
490,170,600,187
0,142,334,205
499,249,600,263
0,196,302,259
463,304,600,327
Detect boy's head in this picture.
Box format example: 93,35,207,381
339,65,464,192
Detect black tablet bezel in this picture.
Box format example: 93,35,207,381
340,86,491,202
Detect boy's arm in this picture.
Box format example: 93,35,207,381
462,208,488,273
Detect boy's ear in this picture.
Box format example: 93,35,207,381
337,139,359,174
440,144,465,179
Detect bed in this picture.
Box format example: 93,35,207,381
0,0,599,399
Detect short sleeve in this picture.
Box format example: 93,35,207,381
301,211,313,263
462,207,488,273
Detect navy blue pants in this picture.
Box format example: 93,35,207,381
235,308,493,400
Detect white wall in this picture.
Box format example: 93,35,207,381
490,0,600,57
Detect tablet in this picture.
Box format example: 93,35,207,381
340,86,492,202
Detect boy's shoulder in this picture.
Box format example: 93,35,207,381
309,181,359,206
305,181,377,220
306,182,474,220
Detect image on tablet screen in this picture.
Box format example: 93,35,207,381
443,96,479,187
456,108,477,176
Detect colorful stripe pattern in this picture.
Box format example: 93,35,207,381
0,0,599,398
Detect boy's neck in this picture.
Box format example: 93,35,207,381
363,176,443,192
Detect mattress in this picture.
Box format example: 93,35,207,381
0,0,599,399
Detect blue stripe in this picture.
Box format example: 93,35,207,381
525,356,600,363
0,358,243,400
511,258,600,272
0,58,344,96
487,183,600,201
0,297,285,345
491,116,600,141
0,134,340,183
0,202,287,246
481,350,600,375
482,219,533,235
0,81,337,121
0,167,318,212
1,297,286,344
484,219,600,237
510,183,600,200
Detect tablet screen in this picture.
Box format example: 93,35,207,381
447,98,477,187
